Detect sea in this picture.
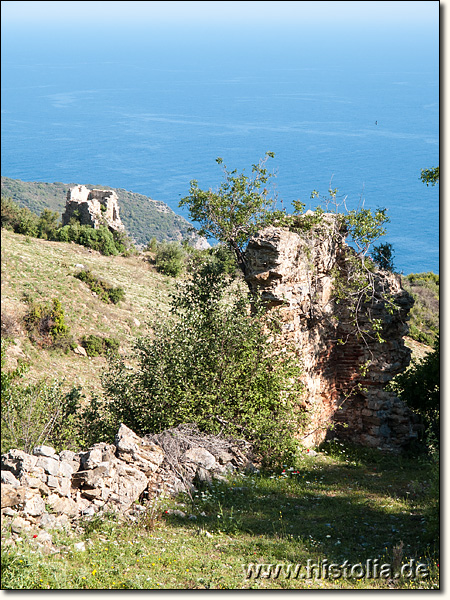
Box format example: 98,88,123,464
1,20,439,275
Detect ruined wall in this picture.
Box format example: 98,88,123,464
1,424,255,546
244,215,419,451
62,185,125,232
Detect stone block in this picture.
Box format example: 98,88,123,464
58,450,77,463
23,495,46,517
182,447,216,470
11,516,33,534
58,461,74,479
58,477,72,497
1,470,20,488
39,512,57,529
46,475,59,489
47,494,79,517
35,456,60,477
1,449,37,476
115,424,164,474
21,475,42,488
33,445,57,458
1,484,25,508
80,446,104,469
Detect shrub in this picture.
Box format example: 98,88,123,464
52,222,121,255
145,237,158,252
75,270,125,304
23,297,72,350
1,197,39,236
390,336,439,448
155,242,185,277
37,208,60,240
112,229,137,256
94,268,305,467
77,225,119,256
1,340,85,453
402,272,439,346
371,242,395,272
186,243,239,278
81,334,120,357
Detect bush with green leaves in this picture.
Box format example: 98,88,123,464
389,336,439,449
112,229,137,256
81,334,120,357
91,268,305,467
144,237,158,252
75,270,125,304
402,272,439,346
37,208,61,240
1,340,85,453
154,242,186,277
185,243,239,278
24,297,73,350
371,242,395,272
63,223,119,256
1,196,39,236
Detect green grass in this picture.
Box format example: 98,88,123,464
1,228,175,394
1,446,439,590
402,272,439,347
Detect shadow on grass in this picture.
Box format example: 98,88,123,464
162,451,435,568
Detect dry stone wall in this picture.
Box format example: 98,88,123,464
244,215,419,451
1,424,255,546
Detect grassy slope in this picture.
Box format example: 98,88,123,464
1,229,435,396
1,451,439,589
1,230,439,590
1,176,195,246
1,228,175,395
401,273,439,348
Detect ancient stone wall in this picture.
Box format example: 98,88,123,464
1,425,255,547
62,185,125,232
244,215,419,451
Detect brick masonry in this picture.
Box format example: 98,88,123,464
244,215,419,451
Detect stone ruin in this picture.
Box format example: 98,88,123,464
62,185,125,232
244,213,419,452
0,212,422,547
1,424,255,548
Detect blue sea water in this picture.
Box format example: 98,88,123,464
1,22,439,274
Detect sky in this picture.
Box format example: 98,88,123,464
0,0,440,27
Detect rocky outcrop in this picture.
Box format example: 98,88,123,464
244,215,419,451
62,185,125,232
1,424,255,544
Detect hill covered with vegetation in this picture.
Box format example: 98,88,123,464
1,176,198,247
1,224,439,590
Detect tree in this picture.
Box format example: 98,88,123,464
370,242,395,272
97,267,304,467
179,152,285,277
155,242,186,277
420,166,439,187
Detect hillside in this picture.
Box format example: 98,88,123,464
1,228,175,395
1,229,439,591
1,176,203,248
1,227,435,400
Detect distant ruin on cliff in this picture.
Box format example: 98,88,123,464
62,185,125,233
